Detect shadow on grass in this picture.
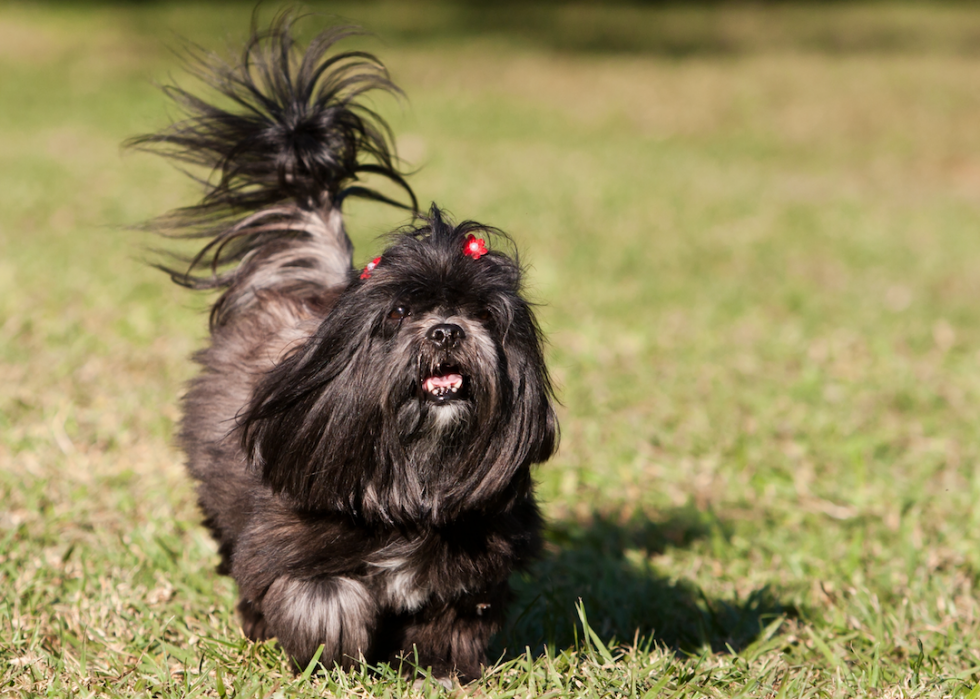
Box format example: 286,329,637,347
495,507,794,659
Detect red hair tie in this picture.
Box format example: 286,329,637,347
463,235,488,260
360,256,381,280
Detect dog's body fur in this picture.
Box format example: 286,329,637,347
131,16,556,680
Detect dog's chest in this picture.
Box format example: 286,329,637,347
366,536,479,614
372,556,429,612
366,540,434,613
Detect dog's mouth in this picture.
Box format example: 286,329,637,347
421,363,466,403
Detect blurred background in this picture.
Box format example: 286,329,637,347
3,1,980,694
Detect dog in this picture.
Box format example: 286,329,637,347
129,13,557,682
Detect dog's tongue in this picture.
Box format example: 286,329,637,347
423,373,463,394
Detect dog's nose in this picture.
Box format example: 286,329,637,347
426,323,465,349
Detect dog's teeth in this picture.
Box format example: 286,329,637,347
423,372,464,400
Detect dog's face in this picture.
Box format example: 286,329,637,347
243,209,557,527
391,306,498,433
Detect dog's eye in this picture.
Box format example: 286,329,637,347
388,306,410,321
476,308,492,322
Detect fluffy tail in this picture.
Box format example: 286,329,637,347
129,11,416,320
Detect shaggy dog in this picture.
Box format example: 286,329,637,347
130,14,557,681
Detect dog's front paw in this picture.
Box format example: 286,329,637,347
264,575,378,671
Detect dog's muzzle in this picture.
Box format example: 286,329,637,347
421,324,467,402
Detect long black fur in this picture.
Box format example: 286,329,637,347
131,12,557,682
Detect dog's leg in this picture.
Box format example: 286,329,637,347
392,582,510,683
260,575,379,671
237,597,269,641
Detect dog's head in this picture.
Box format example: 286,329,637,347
242,206,557,526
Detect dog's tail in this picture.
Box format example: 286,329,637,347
128,11,416,326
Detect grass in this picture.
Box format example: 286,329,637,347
3,1,980,696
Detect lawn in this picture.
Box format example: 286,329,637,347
3,1,980,696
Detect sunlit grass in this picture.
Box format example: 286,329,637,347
3,2,980,696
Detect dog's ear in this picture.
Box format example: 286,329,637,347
498,313,559,469
239,305,386,514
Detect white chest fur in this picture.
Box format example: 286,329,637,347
366,540,433,613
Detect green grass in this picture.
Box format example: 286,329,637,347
4,1,980,696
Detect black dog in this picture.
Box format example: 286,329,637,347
130,14,557,681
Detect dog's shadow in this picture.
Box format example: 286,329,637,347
494,506,793,659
